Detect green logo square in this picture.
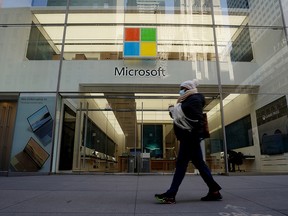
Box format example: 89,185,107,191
141,28,156,42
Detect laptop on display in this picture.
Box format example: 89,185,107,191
27,105,53,145
10,137,50,172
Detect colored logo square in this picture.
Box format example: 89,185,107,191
123,27,157,58
141,28,156,42
124,42,140,56
125,28,140,41
140,42,157,57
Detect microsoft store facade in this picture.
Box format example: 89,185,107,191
1,0,288,175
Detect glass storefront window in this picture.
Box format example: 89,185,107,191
1,0,288,174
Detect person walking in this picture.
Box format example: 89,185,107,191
155,79,222,204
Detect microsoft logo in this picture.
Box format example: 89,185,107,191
123,27,157,58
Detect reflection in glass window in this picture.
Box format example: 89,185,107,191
26,23,55,60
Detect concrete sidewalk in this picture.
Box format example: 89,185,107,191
0,173,288,216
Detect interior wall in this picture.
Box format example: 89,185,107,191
209,93,288,172
208,94,259,171
223,94,259,172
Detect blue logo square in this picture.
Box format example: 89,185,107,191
124,42,140,56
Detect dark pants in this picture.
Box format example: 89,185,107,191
166,131,221,196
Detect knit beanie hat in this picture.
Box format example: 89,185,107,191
180,79,199,90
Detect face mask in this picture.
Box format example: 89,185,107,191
179,89,186,96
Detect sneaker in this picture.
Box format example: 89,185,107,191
201,191,222,201
155,193,176,204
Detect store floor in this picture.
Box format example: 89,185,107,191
0,173,288,216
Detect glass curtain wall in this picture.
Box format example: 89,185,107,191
1,0,288,174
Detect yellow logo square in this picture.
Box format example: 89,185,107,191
140,42,157,57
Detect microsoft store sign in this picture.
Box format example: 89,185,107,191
114,27,166,77
114,66,166,77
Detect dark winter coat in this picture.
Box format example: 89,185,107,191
172,93,205,140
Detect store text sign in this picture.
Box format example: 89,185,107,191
115,66,165,77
